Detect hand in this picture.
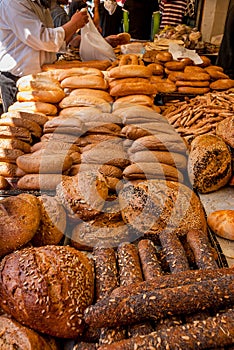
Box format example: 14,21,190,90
71,9,89,30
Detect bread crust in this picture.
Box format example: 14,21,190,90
110,82,157,97
60,75,108,90
207,210,234,241
8,101,58,116
16,89,65,104
109,65,152,79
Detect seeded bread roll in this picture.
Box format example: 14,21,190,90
0,315,55,350
0,194,41,257
0,246,94,339
188,134,232,193
31,195,66,246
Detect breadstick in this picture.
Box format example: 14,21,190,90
84,274,234,328
137,239,162,279
98,309,234,350
187,229,218,270
159,230,190,273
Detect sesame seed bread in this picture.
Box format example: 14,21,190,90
188,134,232,193
0,194,41,257
0,245,94,339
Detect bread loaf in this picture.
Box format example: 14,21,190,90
207,210,234,241
0,245,94,338
0,194,41,257
58,67,104,81
188,134,232,193
216,115,234,148
69,88,113,102
110,82,157,97
2,110,48,126
59,95,111,113
60,75,108,90
16,89,65,104
17,173,66,191
8,101,58,116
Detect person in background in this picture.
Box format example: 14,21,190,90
123,0,159,41
68,0,89,18
159,0,188,29
51,0,70,27
0,0,88,113
216,3,234,79
93,0,123,37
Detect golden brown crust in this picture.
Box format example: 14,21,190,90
8,101,58,116
207,210,234,241
69,88,113,102
16,89,65,104
0,194,41,257
0,245,94,338
216,115,234,148
177,86,210,95
110,82,157,97
17,173,66,191
60,75,108,90
57,67,104,81
59,95,111,113
164,60,185,71
2,110,48,126
0,175,11,190
0,117,42,138
108,65,152,79
210,78,234,90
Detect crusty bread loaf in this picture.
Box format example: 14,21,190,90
42,59,112,71
210,78,234,90
207,210,234,241
108,65,152,79
112,93,154,110
16,89,65,104
17,173,66,191
16,151,73,174
216,115,234,148
0,315,54,350
146,63,164,75
31,195,66,246
0,162,20,177
0,125,32,143
175,80,210,87
58,67,104,81
60,75,108,90
16,74,62,92
0,117,42,138
56,171,109,221
43,116,84,135
164,60,185,71
0,245,94,338
0,193,41,257
118,179,207,241
168,71,210,82
69,88,113,102
59,95,111,113
150,79,177,93
2,110,48,126
0,148,24,163
110,82,157,97
8,101,58,116
188,134,232,193
177,86,210,95
0,137,31,152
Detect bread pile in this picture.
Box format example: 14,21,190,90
0,110,48,185
142,52,234,95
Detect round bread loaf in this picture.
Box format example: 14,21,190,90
56,171,109,221
0,194,41,257
31,195,66,246
118,179,207,242
188,134,232,193
0,315,54,350
0,245,94,338
207,210,234,241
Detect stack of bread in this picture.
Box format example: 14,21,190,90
142,51,234,95
0,110,49,187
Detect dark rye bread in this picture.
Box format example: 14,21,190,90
0,245,94,339
84,269,234,329
0,315,55,350
118,180,207,242
188,134,232,193
0,194,41,257
98,309,234,350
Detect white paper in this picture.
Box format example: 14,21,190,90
169,42,203,65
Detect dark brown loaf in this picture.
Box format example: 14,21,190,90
0,194,41,257
188,134,232,193
84,272,234,328
0,315,54,350
0,245,94,338
98,309,234,350
118,180,207,241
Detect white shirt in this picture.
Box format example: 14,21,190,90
0,0,67,76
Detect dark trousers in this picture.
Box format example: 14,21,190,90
0,71,18,114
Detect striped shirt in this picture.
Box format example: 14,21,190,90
159,0,188,29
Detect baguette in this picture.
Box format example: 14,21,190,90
110,82,157,97
108,65,152,79
60,75,108,90
137,239,162,279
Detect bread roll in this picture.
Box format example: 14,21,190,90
175,80,210,87
165,60,185,71
17,173,66,191
0,194,41,257
110,82,157,97
58,67,104,81
151,79,177,93
210,79,234,90
207,210,234,241
108,65,152,79
60,75,108,90
168,71,210,82
156,51,173,62
16,74,62,91
108,77,149,89
8,101,58,116
147,63,164,75
16,89,65,104
188,134,232,193
69,88,113,102
0,245,94,338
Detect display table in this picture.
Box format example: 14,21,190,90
199,186,234,267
